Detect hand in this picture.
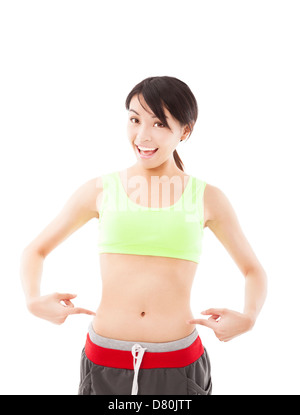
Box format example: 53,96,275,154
187,308,255,342
27,292,96,325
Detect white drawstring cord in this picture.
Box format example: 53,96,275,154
131,344,147,395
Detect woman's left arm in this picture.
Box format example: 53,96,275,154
188,184,268,342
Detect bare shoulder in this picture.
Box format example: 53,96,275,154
80,176,103,217
57,175,103,219
62,176,104,218
203,183,236,228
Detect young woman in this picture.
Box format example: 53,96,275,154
21,76,267,395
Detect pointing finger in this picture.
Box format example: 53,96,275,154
187,318,217,330
68,307,96,316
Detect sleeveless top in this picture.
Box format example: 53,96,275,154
98,171,206,263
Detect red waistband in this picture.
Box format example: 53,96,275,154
85,334,204,369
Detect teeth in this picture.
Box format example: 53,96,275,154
137,146,157,151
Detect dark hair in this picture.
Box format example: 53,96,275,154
125,76,198,172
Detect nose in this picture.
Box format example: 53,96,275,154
136,124,152,142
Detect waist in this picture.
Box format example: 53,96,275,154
85,323,204,369
93,307,195,342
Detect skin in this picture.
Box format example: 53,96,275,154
20,93,267,343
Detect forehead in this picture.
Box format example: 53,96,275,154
129,94,172,119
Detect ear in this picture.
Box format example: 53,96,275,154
180,125,192,142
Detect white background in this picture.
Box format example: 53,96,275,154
0,0,299,395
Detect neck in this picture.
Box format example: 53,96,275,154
130,159,184,180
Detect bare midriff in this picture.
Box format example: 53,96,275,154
93,253,198,343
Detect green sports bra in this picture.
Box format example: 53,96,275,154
98,171,206,263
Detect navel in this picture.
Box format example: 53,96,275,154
140,311,146,317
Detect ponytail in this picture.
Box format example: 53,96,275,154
173,149,184,172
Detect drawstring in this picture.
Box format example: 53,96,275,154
131,344,147,395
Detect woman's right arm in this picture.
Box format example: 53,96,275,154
20,176,102,324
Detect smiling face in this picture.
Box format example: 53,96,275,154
127,94,191,173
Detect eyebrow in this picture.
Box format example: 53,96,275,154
129,108,168,119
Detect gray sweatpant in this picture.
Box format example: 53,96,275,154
78,324,212,395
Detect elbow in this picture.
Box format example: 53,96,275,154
257,266,268,291
246,265,268,297
22,242,47,259
245,263,267,281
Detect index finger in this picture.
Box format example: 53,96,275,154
68,307,96,316
187,318,217,330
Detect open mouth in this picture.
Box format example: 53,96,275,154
135,145,159,158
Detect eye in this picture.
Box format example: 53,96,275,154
154,122,165,128
130,117,139,124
